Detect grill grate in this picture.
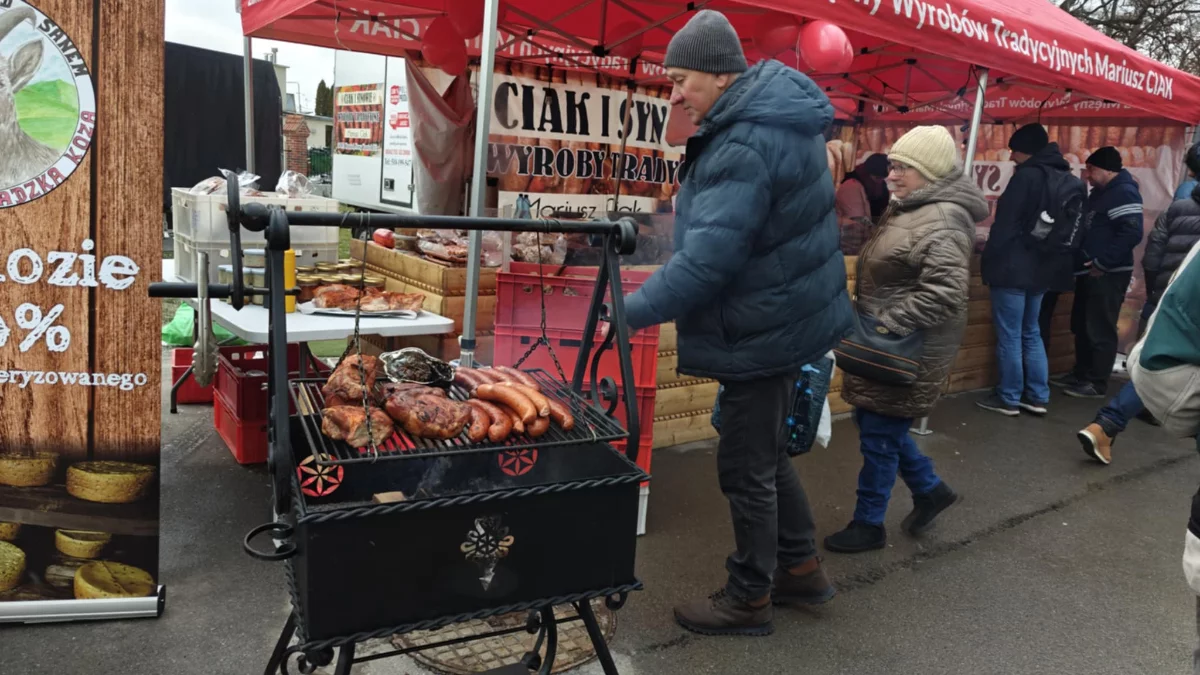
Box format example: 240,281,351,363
290,369,629,466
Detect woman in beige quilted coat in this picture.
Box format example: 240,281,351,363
826,126,990,554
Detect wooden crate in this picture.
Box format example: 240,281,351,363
350,239,498,295
357,333,495,364
658,322,677,353
656,351,709,386
655,380,720,419
652,410,718,449
372,269,497,334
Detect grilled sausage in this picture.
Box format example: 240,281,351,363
497,382,550,418
465,405,490,442
465,399,513,442
453,367,486,392
493,402,525,435
545,397,575,431
528,415,551,438
474,368,508,384
494,366,539,390
475,383,537,424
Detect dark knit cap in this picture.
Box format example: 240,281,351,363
1008,123,1049,155
664,10,748,74
1086,146,1123,172
862,153,890,177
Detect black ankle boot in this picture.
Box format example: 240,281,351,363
902,482,958,535
824,521,886,553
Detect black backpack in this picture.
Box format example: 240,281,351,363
1029,166,1088,254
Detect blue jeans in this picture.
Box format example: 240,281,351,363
1096,380,1144,435
991,287,1051,406
854,409,942,526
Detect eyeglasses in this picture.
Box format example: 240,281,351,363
888,163,911,175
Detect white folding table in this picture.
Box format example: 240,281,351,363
160,260,455,411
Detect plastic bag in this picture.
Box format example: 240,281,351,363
816,397,832,449
189,169,261,196
276,170,314,198
513,232,567,266
710,352,834,456
161,303,243,346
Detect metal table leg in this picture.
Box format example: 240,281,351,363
169,365,194,415
263,612,297,675
910,416,932,436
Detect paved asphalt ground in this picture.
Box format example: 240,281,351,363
4,348,1199,674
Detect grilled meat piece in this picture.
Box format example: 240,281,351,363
385,394,471,440
387,292,425,312
322,354,381,404
313,285,362,309
357,294,392,312
378,382,446,404
321,405,394,448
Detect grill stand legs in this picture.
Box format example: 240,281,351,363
265,601,624,674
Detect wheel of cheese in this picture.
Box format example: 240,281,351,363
0,451,59,487
0,541,26,592
0,522,20,541
55,530,112,559
66,461,156,504
74,561,155,600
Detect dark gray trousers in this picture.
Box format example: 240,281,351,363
717,374,818,601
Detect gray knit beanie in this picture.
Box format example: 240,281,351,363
664,10,747,74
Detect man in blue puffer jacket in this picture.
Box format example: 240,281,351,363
623,10,853,637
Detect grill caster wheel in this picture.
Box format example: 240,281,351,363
298,648,335,673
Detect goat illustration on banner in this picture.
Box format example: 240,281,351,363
0,0,95,208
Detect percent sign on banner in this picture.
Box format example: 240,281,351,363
0,304,71,353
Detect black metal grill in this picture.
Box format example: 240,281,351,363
289,369,628,467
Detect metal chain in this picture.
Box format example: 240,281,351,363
512,221,568,384
280,581,643,657
346,211,379,461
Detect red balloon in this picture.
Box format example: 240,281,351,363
446,0,484,39
423,17,468,76
799,20,854,73
753,12,800,57
609,20,644,60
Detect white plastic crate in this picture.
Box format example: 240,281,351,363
170,188,341,249
172,232,339,283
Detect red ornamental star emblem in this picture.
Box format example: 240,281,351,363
498,450,538,477
297,455,345,497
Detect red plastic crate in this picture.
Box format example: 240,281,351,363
214,345,315,422
494,326,658,390
172,348,213,404
214,389,269,464
495,263,660,337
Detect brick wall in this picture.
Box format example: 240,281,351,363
283,114,311,176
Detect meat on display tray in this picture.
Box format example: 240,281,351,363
289,369,629,467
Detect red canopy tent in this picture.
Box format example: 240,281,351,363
242,0,1200,125
238,0,1200,367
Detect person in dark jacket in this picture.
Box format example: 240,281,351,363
1076,142,1200,463
1052,147,1144,398
623,10,853,637
836,153,890,254
826,126,989,554
977,124,1081,417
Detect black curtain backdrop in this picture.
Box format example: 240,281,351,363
163,42,282,215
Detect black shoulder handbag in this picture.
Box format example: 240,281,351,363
833,233,925,386
833,311,924,386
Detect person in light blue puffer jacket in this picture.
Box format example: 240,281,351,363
621,9,852,639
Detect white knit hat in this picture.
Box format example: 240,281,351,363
888,126,959,181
